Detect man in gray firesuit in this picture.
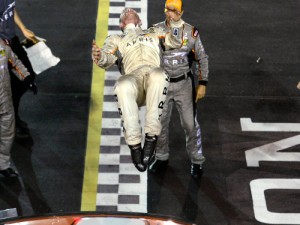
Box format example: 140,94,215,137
149,0,209,178
0,39,30,178
92,8,183,172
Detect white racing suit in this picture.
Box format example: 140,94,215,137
153,19,209,165
95,23,183,145
0,40,30,170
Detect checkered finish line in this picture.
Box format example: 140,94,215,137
96,0,148,213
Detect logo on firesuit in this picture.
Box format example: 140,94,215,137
163,52,188,65
126,36,154,47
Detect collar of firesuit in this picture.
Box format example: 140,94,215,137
123,23,141,34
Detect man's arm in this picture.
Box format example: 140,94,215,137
14,9,36,42
92,36,119,70
193,28,209,102
6,44,30,81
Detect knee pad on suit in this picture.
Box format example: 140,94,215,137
148,68,169,84
114,75,137,97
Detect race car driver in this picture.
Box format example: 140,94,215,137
92,8,183,172
149,0,209,178
0,39,30,178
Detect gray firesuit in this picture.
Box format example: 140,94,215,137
95,23,183,146
0,40,29,170
153,19,209,165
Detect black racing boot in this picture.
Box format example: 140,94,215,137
129,144,146,172
191,163,203,178
149,159,169,173
143,134,157,166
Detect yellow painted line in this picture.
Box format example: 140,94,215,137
81,0,109,211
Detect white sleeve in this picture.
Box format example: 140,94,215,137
97,35,119,69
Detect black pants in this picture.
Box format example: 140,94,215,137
8,36,36,125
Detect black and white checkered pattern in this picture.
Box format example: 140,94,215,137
96,0,148,213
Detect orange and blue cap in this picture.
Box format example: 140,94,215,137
164,0,183,13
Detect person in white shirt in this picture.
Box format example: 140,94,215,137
92,8,183,171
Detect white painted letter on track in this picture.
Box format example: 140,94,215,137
240,118,300,167
250,179,300,224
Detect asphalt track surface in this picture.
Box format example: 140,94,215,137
0,0,300,225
